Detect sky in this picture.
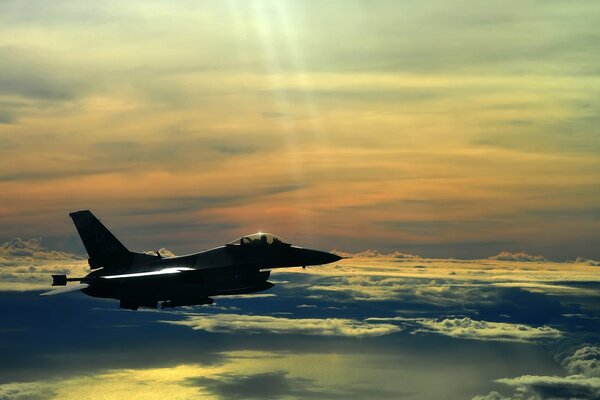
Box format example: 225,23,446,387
2,1,600,399
0,0,599,259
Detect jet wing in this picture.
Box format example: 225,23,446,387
40,283,89,296
100,267,196,280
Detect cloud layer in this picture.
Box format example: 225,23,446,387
1,245,600,399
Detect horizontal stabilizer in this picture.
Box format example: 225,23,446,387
40,283,88,296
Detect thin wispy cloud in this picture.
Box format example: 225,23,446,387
161,313,402,337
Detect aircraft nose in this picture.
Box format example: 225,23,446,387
297,248,342,266
320,251,343,264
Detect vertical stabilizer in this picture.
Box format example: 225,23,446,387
69,210,132,269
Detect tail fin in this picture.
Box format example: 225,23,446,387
69,210,133,270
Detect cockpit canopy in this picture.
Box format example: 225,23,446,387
227,233,290,247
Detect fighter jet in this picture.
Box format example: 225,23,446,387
41,210,342,310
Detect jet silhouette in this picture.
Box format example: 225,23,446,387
42,210,342,310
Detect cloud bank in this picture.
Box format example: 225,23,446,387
488,251,548,263
0,238,86,290
162,313,402,338
0,238,80,260
474,344,600,399
416,317,561,343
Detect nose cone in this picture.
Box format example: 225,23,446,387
293,248,342,266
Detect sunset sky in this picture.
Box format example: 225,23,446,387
1,0,599,259
2,2,600,399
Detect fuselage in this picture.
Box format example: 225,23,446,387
43,211,342,310
80,238,340,309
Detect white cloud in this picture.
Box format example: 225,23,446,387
562,344,600,378
573,257,600,266
331,249,421,259
0,238,87,290
0,238,80,260
0,381,54,400
472,344,600,399
488,251,547,262
496,375,600,400
143,248,176,257
415,317,562,343
471,391,512,400
161,313,402,337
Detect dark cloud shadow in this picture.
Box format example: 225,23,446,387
187,369,410,400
